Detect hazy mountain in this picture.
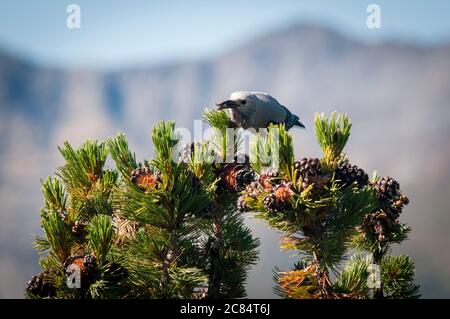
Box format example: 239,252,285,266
1,24,450,298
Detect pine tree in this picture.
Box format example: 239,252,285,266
27,110,418,299
27,117,259,299
239,112,419,299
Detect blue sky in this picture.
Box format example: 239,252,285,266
0,0,449,69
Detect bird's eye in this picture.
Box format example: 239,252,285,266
241,100,247,105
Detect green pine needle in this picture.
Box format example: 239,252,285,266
203,108,241,161
107,133,138,178
314,112,351,169
88,214,113,266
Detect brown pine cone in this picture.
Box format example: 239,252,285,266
259,170,281,191
104,262,128,282
26,271,56,298
263,181,294,213
362,211,399,242
72,218,88,237
334,163,369,188
237,196,250,212
263,193,278,212
131,167,160,191
294,158,329,194
274,181,294,203
64,255,99,288
294,158,322,181
245,181,262,198
373,176,400,203
219,162,255,192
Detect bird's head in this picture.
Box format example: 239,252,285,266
216,91,256,113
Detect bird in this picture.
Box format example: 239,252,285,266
216,91,305,130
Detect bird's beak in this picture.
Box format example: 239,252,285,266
216,100,239,110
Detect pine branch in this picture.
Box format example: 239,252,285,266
273,265,321,299
203,108,241,162
88,214,114,266
314,112,351,170
381,255,420,299
107,133,138,179
318,185,378,268
197,205,259,299
333,254,371,298
249,132,272,175
57,140,108,193
152,120,179,164
249,124,294,178
185,141,218,190
41,177,67,211
40,208,72,263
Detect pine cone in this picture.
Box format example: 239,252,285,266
294,158,326,192
236,167,255,191
373,176,400,203
64,254,99,288
294,158,322,180
82,255,98,274
362,211,398,242
245,181,262,198
362,178,409,243
104,262,128,282
237,181,262,212
72,218,88,237
26,271,56,298
334,163,369,188
57,209,69,222
219,163,255,192
263,193,279,212
274,181,294,203
131,167,160,191
389,194,410,218
259,170,280,191
237,196,250,212
263,182,293,213
372,176,409,221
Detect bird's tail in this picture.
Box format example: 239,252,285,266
290,114,305,129
295,118,305,129
285,112,305,130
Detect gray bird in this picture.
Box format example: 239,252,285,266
216,91,305,130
